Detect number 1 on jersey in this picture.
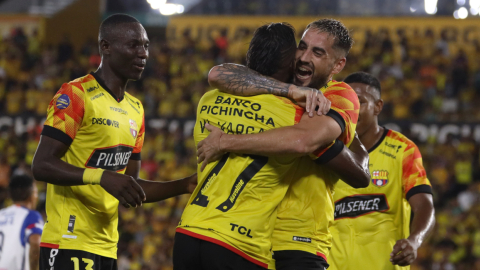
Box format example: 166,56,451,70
191,153,268,212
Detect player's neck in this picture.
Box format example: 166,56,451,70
360,123,385,151
95,66,128,101
14,201,33,210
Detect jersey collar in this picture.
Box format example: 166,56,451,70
368,127,389,153
90,72,124,102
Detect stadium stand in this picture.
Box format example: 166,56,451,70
1,24,480,269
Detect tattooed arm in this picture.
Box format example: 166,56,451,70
208,63,330,116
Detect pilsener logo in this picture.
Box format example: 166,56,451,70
334,194,389,220
92,118,119,128
85,145,133,171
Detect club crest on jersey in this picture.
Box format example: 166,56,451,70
129,119,138,138
56,94,70,109
372,170,389,187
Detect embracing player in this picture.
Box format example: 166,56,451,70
32,14,195,270
0,175,43,270
328,72,435,270
197,19,369,269
174,22,368,270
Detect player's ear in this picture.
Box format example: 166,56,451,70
100,39,110,55
331,57,346,75
374,99,383,116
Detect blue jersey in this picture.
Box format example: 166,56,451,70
0,205,43,270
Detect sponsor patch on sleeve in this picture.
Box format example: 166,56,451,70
56,94,71,109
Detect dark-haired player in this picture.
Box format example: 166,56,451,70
32,14,196,270
328,72,435,270
0,175,43,270
198,19,365,269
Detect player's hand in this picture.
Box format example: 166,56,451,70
197,123,226,172
100,170,146,208
289,86,331,117
390,238,418,266
186,173,198,193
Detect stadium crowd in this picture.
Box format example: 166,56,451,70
0,25,480,269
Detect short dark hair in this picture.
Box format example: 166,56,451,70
99,14,141,41
306,19,353,57
344,72,381,97
9,174,34,202
246,23,296,76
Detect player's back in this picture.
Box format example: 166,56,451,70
0,205,43,270
178,89,304,269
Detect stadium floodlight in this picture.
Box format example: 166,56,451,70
454,10,460,18
424,0,438,14
410,6,417,12
147,0,185,15
458,7,469,18
458,0,466,5
470,0,480,14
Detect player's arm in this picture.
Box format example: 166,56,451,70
28,234,41,270
325,133,370,188
390,193,435,266
124,160,197,203
198,112,340,168
32,136,146,208
208,63,330,116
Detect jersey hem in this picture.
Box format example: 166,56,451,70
42,125,73,146
176,228,269,269
40,242,117,259
406,184,433,200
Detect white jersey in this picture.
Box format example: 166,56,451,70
0,205,43,270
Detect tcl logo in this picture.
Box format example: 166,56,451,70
92,118,119,128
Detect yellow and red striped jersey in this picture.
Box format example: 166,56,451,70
40,73,145,258
329,128,432,270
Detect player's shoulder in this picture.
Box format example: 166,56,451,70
326,80,353,91
385,129,420,153
60,74,96,93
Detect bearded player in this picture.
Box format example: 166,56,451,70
32,14,196,270
328,72,435,270
199,19,369,269
174,22,368,270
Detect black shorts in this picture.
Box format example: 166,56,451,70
274,250,329,270
40,247,117,270
173,232,267,270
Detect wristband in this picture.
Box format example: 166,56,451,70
83,168,105,185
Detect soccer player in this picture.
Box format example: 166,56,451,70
32,14,196,270
0,175,43,270
174,22,367,270
195,19,368,270
328,72,435,270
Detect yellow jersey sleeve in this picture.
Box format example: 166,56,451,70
131,112,145,160
43,82,86,145
310,81,360,162
401,138,432,199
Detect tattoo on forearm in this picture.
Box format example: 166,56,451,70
213,64,290,97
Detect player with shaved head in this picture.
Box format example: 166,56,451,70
33,14,196,270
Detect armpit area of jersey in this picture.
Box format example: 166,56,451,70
41,125,73,146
